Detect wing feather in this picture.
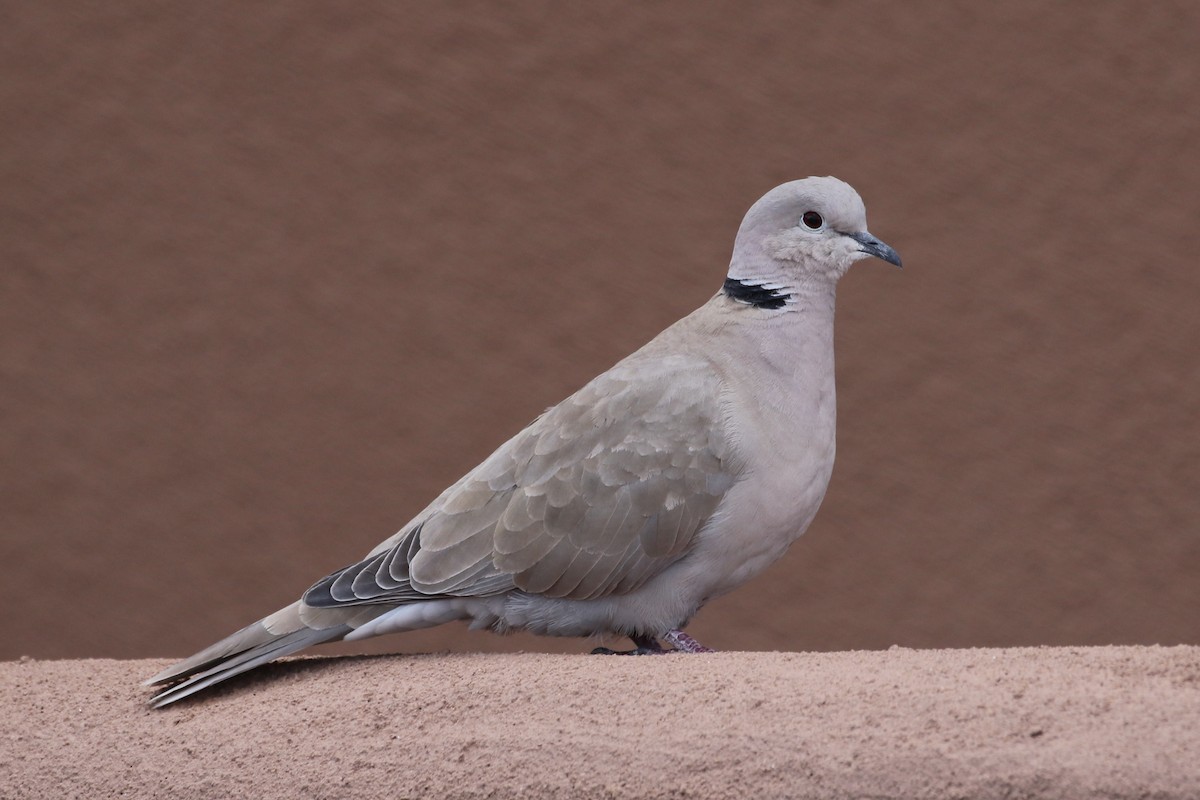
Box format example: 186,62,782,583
300,350,739,612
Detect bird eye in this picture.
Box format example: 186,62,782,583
801,211,824,230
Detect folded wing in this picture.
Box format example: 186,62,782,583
304,352,738,610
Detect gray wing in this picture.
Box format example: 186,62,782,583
304,351,739,607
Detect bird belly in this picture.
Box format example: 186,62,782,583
684,440,835,601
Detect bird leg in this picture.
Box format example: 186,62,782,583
590,633,670,656
590,630,716,655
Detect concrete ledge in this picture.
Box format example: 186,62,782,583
3,647,1198,799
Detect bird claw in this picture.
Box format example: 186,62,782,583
590,645,669,656
591,633,669,655
590,630,715,655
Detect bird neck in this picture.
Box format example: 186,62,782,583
723,251,836,314
704,276,838,384
722,277,792,309
751,289,837,376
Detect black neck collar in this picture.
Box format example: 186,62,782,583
722,278,792,310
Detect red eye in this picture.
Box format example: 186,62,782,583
801,211,824,230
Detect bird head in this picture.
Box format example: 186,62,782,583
727,177,901,302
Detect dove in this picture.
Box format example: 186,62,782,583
145,176,901,707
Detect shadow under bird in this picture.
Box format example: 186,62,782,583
146,176,902,707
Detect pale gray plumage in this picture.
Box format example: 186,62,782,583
146,176,900,707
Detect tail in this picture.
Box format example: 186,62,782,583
143,601,371,707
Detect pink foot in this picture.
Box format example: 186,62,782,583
663,629,715,653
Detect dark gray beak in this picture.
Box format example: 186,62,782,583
848,231,902,268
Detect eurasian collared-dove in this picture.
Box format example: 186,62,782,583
145,176,900,707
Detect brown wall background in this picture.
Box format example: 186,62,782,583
3,3,1198,660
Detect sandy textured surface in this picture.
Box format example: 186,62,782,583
4,647,1199,799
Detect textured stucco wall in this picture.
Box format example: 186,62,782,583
3,3,1198,660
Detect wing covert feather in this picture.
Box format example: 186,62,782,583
302,351,739,609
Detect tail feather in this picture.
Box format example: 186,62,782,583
145,602,352,708
148,625,348,708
